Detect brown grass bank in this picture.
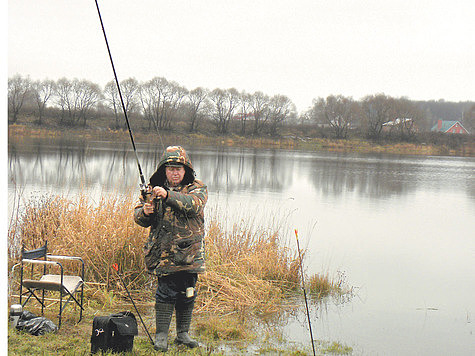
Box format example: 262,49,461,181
8,193,351,317
7,193,354,355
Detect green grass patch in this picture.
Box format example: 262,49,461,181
320,341,353,355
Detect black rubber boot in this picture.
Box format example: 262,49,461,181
174,300,199,348
154,302,175,352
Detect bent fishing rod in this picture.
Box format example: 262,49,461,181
294,229,316,356
94,0,150,199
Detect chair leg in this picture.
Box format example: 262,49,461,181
79,285,84,322
58,291,63,329
41,289,45,315
23,289,46,308
20,285,84,328
56,287,85,327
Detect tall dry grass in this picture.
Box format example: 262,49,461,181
9,193,349,316
198,218,300,315
9,193,149,295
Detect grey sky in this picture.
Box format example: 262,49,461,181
8,0,475,112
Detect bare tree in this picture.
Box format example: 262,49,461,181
31,79,56,125
139,77,173,131
8,74,32,123
249,91,270,136
361,94,395,139
162,81,188,129
75,80,102,127
120,78,140,116
104,80,121,128
209,89,227,134
104,78,139,129
54,78,101,126
186,87,209,132
238,91,252,135
267,94,295,136
55,77,77,125
209,88,239,134
311,95,357,139
139,78,160,131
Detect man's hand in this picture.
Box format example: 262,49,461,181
143,202,154,216
152,186,168,200
143,186,168,216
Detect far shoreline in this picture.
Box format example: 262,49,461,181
8,123,475,157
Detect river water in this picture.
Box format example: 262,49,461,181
8,138,475,355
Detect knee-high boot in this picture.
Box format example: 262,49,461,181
154,302,175,352
174,299,199,348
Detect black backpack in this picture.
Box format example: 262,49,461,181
90,311,138,354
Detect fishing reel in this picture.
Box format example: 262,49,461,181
140,184,154,204
140,183,161,205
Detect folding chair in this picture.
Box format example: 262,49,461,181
19,241,85,328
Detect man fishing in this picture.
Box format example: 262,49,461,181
134,146,208,352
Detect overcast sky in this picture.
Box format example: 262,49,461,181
8,0,475,112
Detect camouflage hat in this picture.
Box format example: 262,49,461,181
149,146,195,186
159,146,193,170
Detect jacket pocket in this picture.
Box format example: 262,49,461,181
172,238,199,265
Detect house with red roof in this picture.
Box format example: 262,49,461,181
431,120,469,134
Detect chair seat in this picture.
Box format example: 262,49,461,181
23,274,83,294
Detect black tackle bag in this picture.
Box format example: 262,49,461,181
90,311,138,354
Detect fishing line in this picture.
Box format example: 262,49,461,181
94,0,160,190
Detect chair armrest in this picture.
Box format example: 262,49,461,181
47,255,85,278
11,262,21,275
22,259,62,267
47,255,84,263
21,259,65,278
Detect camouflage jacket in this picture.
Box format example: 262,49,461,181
134,146,207,276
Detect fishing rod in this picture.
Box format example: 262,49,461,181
94,0,149,199
112,263,155,345
294,229,316,356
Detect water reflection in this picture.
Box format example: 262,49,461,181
308,153,414,198
192,147,294,193
9,140,140,190
8,139,475,202
306,152,475,200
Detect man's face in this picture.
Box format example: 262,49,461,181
165,165,185,187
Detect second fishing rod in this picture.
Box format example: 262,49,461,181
294,229,316,356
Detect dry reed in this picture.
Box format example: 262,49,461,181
9,193,348,317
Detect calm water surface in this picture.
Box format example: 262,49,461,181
8,139,475,355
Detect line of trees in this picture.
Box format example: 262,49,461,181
307,94,427,139
8,74,475,140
